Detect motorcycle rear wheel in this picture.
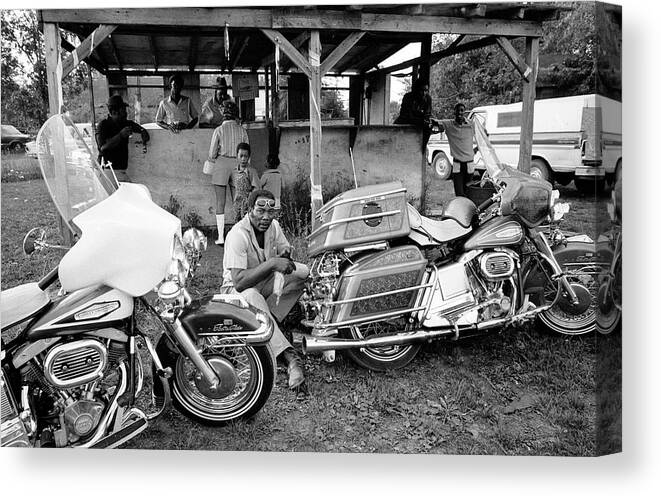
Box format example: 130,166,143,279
166,343,274,425
341,320,420,371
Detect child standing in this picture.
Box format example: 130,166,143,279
229,142,260,220
260,154,283,209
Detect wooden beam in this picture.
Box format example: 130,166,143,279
109,35,122,71
228,35,250,72
60,34,107,73
148,36,158,70
44,22,75,245
61,24,116,78
355,42,409,73
495,36,532,82
370,35,500,76
188,35,198,72
309,30,323,221
458,4,487,18
261,31,309,67
518,37,539,174
260,28,311,79
319,31,365,76
41,8,543,37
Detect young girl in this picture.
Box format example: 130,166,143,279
229,142,260,220
259,154,283,209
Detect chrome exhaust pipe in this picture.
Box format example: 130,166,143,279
302,303,553,354
302,328,455,354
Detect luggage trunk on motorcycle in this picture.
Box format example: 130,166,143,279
332,245,428,324
308,182,411,257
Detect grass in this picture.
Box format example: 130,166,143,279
0,172,620,455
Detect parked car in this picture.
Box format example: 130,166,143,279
1,124,31,152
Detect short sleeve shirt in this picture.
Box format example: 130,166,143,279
222,215,290,287
440,119,475,162
155,95,198,125
95,116,143,170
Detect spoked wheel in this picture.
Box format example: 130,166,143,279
171,344,274,425
538,262,601,335
340,318,420,371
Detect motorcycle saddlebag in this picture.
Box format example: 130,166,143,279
308,182,411,257
332,245,427,324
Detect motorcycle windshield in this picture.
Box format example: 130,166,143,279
472,117,506,180
36,114,116,232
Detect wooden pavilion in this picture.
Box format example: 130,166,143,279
38,3,565,223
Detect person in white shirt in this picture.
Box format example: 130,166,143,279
155,73,198,133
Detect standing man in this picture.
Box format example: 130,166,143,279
438,103,475,197
199,77,232,128
156,73,198,133
95,94,150,182
221,189,308,393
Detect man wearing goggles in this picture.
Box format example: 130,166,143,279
221,190,309,392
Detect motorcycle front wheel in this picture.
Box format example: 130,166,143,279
340,319,420,371
161,341,274,426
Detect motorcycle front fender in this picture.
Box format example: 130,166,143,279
176,295,274,346
523,239,599,295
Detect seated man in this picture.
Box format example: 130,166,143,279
220,189,308,391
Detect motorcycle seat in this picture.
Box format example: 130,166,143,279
1,283,50,330
407,204,472,244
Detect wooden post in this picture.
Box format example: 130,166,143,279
309,30,323,222
518,36,539,174
44,22,75,245
420,34,432,212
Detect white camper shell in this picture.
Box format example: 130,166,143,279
427,94,622,192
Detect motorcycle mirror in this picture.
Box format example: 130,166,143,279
22,227,46,256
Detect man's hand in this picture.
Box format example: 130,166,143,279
119,126,133,139
270,257,296,275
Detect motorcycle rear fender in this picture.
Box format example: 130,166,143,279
176,295,273,346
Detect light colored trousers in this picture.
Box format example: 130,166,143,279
222,265,308,360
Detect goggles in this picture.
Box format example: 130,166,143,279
254,199,277,209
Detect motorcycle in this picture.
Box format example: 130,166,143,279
596,177,622,334
1,115,275,448
299,119,596,371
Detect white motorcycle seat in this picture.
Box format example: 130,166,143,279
407,204,472,244
1,283,50,330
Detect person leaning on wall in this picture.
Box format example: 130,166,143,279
155,73,199,133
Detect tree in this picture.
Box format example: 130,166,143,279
428,2,621,119
1,10,92,132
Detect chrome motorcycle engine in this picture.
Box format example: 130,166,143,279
478,252,515,281
63,399,105,437
44,339,107,388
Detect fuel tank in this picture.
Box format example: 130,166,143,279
463,216,524,251
25,285,133,341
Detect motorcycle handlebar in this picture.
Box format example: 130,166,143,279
38,266,59,290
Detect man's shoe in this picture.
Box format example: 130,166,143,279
283,348,305,389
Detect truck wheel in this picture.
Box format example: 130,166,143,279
432,151,452,180
530,159,550,183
